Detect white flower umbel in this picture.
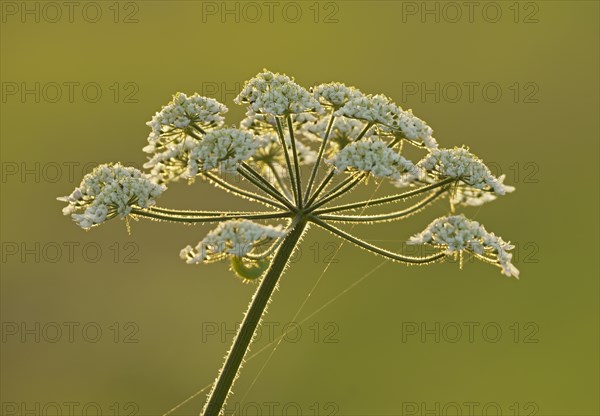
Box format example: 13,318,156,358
312,82,364,109
418,147,512,195
186,128,261,175
396,109,438,149
143,136,198,184
334,94,398,126
234,70,322,115
336,94,437,149
326,137,418,179
180,220,287,264
408,214,519,278
58,163,165,230
146,93,227,146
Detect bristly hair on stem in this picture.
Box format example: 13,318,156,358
57,70,520,416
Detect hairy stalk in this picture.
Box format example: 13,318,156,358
304,114,335,204
149,207,262,217
307,173,366,213
267,163,292,200
286,115,303,208
304,123,370,209
274,117,298,204
304,121,374,208
316,178,455,214
237,166,296,211
131,209,291,224
201,218,308,416
240,162,291,204
305,169,336,207
202,171,288,210
310,216,445,264
316,188,447,223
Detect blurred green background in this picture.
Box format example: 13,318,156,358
1,1,598,415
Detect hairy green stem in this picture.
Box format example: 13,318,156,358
149,207,271,217
201,218,308,416
310,216,445,264
274,117,298,205
267,163,292,200
316,178,455,214
305,169,336,207
316,189,446,222
286,115,303,208
306,173,366,213
202,171,288,210
237,167,296,211
131,209,290,224
304,114,335,204
240,163,290,205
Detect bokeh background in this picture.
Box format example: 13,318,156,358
1,1,598,415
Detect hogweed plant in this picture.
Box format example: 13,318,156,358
58,70,519,415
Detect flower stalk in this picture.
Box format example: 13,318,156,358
201,217,308,416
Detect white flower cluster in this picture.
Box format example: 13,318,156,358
143,136,198,184
326,138,418,179
451,174,515,207
396,109,437,149
186,128,261,175
143,93,229,184
418,147,513,195
234,70,322,115
408,215,519,278
334,94,397,126
312,82,363,109
58,163,165,230
146,93,227,147
335,94,437,149
180,220,287,264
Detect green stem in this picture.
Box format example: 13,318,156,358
310,216,445,264
286,115,303,208
240,162,289,204
304,114,335,205
149,206,270,217
316,188,446,222
316,178,455,214
131,209,291,224
267,163,292,201
201,218,308,416
274,117,298,205
237,166,296,212
202,171,288,211
305,169,335,207
306,173,366,213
